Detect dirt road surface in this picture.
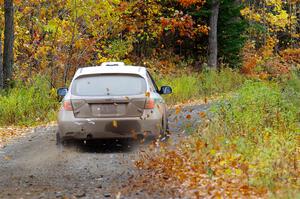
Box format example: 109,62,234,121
0,104,210,199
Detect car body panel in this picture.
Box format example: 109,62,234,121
57,63,169,141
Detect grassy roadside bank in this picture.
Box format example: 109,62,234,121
132,73,300,198
0,77,58,126
156,68,246,105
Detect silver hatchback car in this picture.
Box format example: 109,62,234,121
56,62,172,145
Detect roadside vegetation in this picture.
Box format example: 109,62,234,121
156,68,246,104
0,77,58,126
134,73,300,198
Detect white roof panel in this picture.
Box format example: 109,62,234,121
74,65,147,79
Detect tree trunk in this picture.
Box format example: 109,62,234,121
208,0,220,69
63,0,77,86
3,0,14,88
0,31,3,89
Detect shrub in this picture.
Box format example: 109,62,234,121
155,68,246,104
0,76,58,126
209,80,299,188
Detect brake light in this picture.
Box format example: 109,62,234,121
145,98,155,109
63,100,73,111
71,99,85,110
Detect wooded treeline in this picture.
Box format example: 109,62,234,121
0,0,299,88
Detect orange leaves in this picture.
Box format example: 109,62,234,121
175,106,182,115
131,137,267,198
198,111,206,118
159,0,206,39
178,0,206,8
241,39,292,78
280,48,300,65
241,41,259,75
186,114,192,120
198,25,209,35
161,14,198,39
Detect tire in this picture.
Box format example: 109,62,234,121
56,131,65,150
56,131,61,145
160,118,169,142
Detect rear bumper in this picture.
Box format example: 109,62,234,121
58,111,162,140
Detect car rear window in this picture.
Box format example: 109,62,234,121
71,74,147,96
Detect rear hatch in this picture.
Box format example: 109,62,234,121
70,74,147,118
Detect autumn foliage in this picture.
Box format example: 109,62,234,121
125,80,300,198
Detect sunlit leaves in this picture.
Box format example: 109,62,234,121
240,0,296,32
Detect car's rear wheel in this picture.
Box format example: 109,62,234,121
56,131,70,147
56,131,62,145
160,118,169,141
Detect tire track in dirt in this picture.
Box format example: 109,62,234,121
0,104,210,199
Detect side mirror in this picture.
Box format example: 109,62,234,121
160,86,172,95
57,88,68,97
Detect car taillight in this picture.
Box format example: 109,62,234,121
145,98,155,109
71,99,85,110
63,100,73,111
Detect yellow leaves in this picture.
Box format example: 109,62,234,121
175,106,182,115
74,39,84,49
40,7,47,19
112,120,118,128
145,92,150,98
23,7,33,15
261,36,278,58
225,168,232,175
0,126,34,148
36,46,52,58
241,1,293,32
265,0,283,8
241,7,262,22
3,155,12,161
210,149,216,156
266,10,289,30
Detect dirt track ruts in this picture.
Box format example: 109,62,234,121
0,104,210,199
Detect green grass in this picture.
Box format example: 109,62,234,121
155,68,246,104
203,76,300,191
0,76,59,126
132,72,299,198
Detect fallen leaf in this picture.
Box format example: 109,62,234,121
116,192,121,199
112,121,118,128
175,106,182,114
198,111,206,118
4,155,11,161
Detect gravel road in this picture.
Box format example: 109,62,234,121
0,104,210,199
